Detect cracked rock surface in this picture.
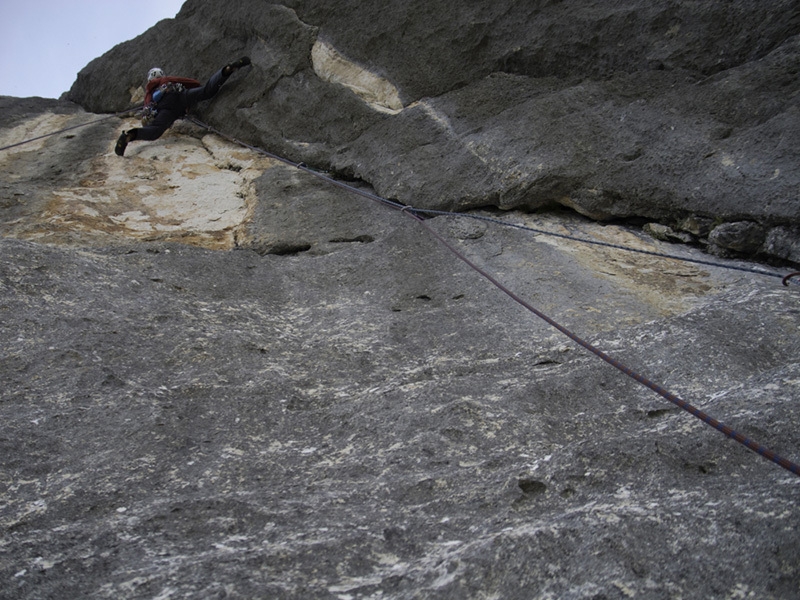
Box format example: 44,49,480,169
2,1,800,598
68,0,800,263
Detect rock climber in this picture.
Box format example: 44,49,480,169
114,57,251,156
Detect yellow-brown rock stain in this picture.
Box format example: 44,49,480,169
6,113,276,250
523,214,718,318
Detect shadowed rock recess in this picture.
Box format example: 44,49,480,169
2,1,800,598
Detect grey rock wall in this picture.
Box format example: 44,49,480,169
67,0,800,262
2,1,800,597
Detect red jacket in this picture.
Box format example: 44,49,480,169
144,76,201,105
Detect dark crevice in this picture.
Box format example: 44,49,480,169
262,243,312,256
329,235,375,244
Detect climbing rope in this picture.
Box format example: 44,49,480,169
784,272,800,287
185,116,800,477
413,208,798,285
0,105,143,152
4,109,797,285
411,212,800,476
187,119,797,286
4,109,796,475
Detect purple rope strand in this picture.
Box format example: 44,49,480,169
188,116,800,477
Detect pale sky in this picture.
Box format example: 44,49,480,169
0,0,186,99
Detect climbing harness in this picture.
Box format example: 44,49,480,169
140,105,158,126
183,116,800,477
0,105,143,152
142,82,187,125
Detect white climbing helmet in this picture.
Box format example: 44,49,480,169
147,67,165,81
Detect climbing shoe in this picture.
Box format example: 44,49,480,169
114,130,131,156
114,129,137,156
223,56,251,76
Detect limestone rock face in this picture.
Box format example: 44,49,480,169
2,1,800,598
709,221,768,256
66,0,800,261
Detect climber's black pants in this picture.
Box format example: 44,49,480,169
135,66,230,141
